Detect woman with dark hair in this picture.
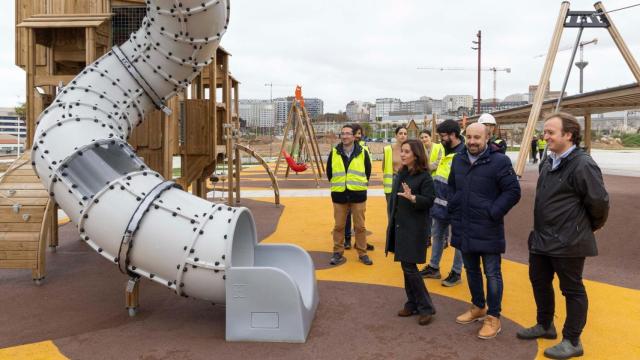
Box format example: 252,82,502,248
385,139,436,326
419,129,443,173
382,126,408,203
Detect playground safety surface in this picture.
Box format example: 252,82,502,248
1,164,639,360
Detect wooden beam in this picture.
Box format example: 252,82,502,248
515,1,570,177
222,56,234,205
233,80,240,129
234,145,241,204
595,2,640,83
85,27,96,65
161,107,172,179
274,104,296,176
34,75,75,87
26,28,36,149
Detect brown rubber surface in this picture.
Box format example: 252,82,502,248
504,170,640,289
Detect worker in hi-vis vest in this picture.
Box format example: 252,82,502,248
419,128,444,247
326,124,372,266
537,136,547,162
478,113,507,154
419,129,444,175
382,126,409,204
419,120,465,288
344,124,375,251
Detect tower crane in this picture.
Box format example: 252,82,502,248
417,66,511,109
534,38,598,93
264,83,295,102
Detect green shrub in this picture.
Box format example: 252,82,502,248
621,134,640,147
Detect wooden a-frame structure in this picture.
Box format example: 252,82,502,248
516,1,640,176
274,100,324,187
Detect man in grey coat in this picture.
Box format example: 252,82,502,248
517,112,609,360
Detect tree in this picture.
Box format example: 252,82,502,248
15,102,26,119
361,123,373,137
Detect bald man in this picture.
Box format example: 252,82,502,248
448,122,521,339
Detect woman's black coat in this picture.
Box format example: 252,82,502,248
385,168,435,264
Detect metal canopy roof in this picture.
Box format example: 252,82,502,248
469,82,640,125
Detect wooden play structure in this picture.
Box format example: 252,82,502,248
0,151,55,284
274,87,324,186
4,1,282,291
515,1,640,176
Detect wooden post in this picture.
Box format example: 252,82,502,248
303,106,324,175
296,106,320,187
274,104,296,175
224,64,233,205
161,99,174,179
595,2,640,83
515,1,570,177
234,145,241,203
233,80,240,129
584,112,592,154
49,204,59,248
85,27,96,64
209,62,217,159
26,28,36,148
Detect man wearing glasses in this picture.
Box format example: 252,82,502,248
327,125,373,265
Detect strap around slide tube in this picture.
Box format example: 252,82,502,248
111,45,172,116
118,180,176,275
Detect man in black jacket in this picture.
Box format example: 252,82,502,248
517,112,609,360
326,125,372,266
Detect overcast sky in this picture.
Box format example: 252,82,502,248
1,0,639,113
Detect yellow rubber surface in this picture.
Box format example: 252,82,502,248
0,341,68,360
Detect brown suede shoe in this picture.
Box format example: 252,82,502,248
455,305,488,324
478,315,501,339
397,308,417,317
418,314,433,326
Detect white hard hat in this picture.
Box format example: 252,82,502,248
478,113,497,125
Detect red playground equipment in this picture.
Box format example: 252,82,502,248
282,150,309,173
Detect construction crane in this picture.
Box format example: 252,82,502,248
417,66,512,108
534,38,598,94
264,83,295,102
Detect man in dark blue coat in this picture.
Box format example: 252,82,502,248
448,123,521,340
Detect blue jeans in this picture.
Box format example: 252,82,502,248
429,218,462,274
462,252,503,318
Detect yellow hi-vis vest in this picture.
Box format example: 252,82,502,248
432,150,456,207
330,147,368,192
359,140,369,154
429,143,444,176
537,139,547,150
383,145,394,194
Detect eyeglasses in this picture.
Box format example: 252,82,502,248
340,132,353,136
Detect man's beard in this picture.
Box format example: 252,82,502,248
468,144,485,155
442,139,452,149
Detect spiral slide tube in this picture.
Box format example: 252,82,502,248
30,0,318,343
